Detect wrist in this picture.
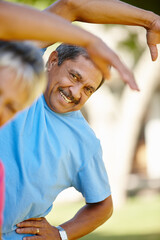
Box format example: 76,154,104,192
56,226,68,240
141,11,157,30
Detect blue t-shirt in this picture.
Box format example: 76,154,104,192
0,95,111,240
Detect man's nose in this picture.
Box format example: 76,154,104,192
70,85,81,100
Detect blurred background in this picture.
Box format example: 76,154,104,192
7,0,160,239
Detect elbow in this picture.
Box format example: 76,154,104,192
108,198,113,220
102,195,114,223
64,0,81,21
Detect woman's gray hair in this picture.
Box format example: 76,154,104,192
0,41,47,107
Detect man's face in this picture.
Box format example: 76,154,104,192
44,52,103,113
0,67,28,127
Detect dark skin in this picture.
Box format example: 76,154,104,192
36,0,160,91
10,1,160,239
44,0,160,62
15,1,160,239
0,1,139,90
5,1,160,239
15,53,113,239
16,196,113,240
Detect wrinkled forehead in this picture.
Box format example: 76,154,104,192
68,55,103,86
0,66,25,88
68,54,102,73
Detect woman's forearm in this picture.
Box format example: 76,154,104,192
0,1,93,45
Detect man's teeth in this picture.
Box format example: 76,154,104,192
60,91,72,103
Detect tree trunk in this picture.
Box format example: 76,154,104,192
113,48,160,207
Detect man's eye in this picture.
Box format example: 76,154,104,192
85,87,94,96
70,73,78,81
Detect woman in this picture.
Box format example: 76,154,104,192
0,40,46,240
0,40,46,127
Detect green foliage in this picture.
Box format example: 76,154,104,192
7,0,56,9
117,30,145,67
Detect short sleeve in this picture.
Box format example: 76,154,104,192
73,146,111,203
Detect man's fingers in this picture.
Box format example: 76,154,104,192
101,60,139,91
87,38,139,90
103,67,111,80
112,56,139,91
148,44,158,61
23,238,40,240
17,220,41,228
96,61,111,80
24,218,43,221
16,227,40,235
102,50,139,91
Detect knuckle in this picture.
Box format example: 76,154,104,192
31,227,36,233
41,217,46,223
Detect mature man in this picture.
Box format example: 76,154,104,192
0,44,112,240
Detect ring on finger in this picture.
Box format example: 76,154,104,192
36,228,40,234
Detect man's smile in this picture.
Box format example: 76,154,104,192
59,89,73,103
59,88,80,105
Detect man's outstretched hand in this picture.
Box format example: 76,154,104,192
86,37,139,91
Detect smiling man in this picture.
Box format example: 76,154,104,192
44,45,104,114
0,44,112,240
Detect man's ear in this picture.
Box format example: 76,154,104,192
46,51,58,71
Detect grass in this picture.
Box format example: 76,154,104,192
46,193,160,240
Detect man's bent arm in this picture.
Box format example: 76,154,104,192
16,195,113,239
60,195,113,239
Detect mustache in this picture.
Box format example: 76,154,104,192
59,88,80,105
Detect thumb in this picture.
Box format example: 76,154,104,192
148,44,158,61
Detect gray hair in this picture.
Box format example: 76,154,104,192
0,41,47,107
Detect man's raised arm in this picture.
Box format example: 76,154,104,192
16,196,113,239
46,0,160,61
0,0,139,90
